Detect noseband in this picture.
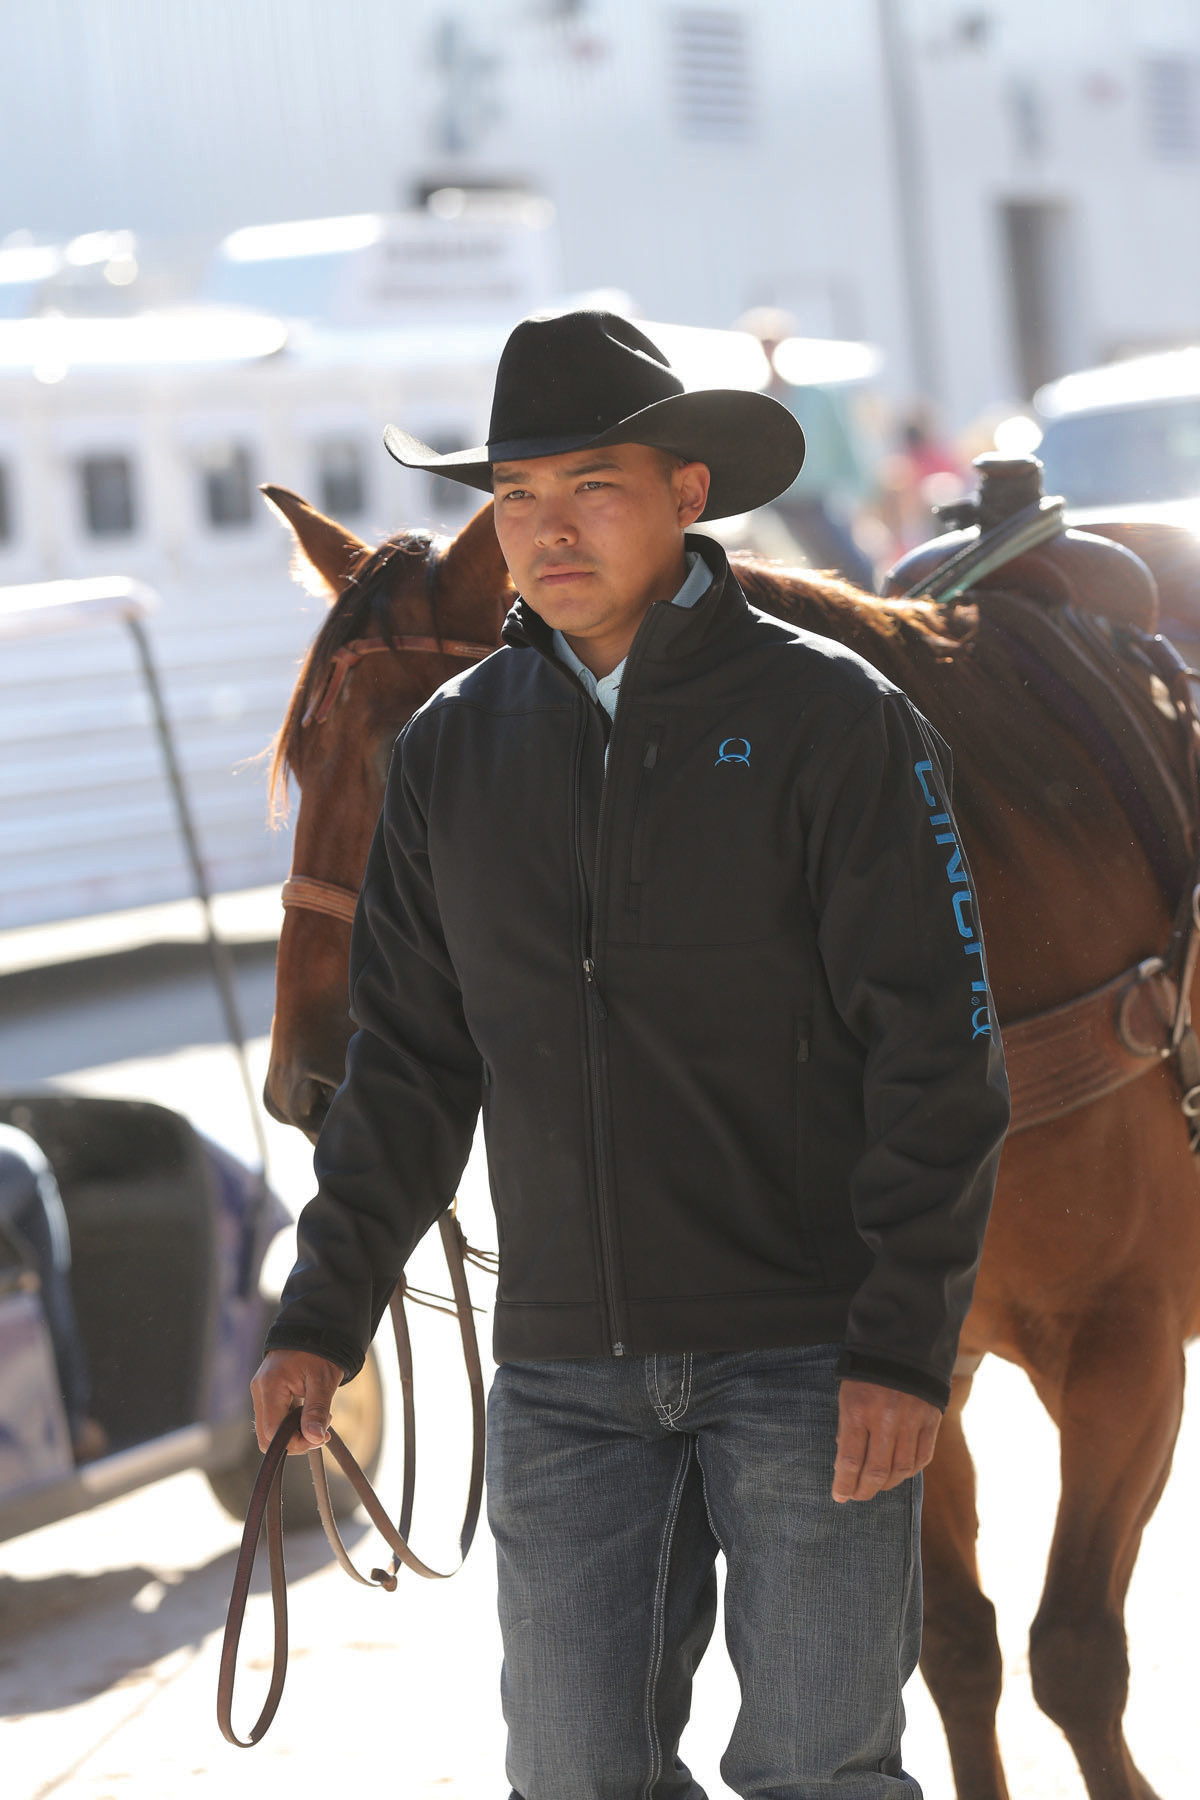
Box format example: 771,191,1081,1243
282,540,495,928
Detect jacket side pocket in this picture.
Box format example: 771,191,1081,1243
795,1019,827,1279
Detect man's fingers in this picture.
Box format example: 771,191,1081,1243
299,1396,333,1449
832,1379,943,1502
832,1416,868,1504
251,1351,343,1453
915,1414,941,1474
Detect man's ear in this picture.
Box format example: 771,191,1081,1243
675,461,711,529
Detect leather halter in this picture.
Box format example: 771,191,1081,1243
280,875,358,925
285,539,496,926
300,633,496,727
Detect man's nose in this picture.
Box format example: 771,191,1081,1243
533,503,577,548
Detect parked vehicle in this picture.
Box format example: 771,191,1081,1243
1036,347,1200,510
0,1087,386,1541
0,576,383,1542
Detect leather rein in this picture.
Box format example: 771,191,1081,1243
219,543,499,1748
218,1212,498,1747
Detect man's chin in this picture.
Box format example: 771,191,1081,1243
532,584,605,632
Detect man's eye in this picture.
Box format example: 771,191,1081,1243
501,489,531,502
580,480,609,491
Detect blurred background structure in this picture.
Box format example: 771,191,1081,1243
6,15,1200,1797
1,0,1199,927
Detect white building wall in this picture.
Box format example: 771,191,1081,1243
3,1,1199,426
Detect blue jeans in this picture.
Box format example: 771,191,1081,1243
487,1345,922,1800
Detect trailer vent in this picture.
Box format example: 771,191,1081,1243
671,9,753,142
1143,55,1198,159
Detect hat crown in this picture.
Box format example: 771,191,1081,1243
487,311,684,453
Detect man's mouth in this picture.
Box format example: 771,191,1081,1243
536,564,592,583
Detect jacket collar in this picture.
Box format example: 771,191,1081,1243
500,532,750,666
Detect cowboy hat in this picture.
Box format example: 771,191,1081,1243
382,310,805,521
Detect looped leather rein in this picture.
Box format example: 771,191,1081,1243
217,1209,488,1748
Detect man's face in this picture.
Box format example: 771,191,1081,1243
491,442,710,647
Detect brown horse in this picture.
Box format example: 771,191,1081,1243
261,485,1200,1800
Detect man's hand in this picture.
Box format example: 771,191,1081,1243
832,1378,941,1503
251,1349,345,1455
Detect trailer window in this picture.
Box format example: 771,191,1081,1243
80,454,137,536
317,438,366,518
426,435,474,522
0,461,11,543
201,443,255,528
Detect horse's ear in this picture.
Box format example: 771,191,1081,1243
437,500,512,606
260,484,370,600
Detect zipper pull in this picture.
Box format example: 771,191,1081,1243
583,957,608,1019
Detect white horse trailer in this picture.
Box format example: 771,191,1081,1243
0,226,831,933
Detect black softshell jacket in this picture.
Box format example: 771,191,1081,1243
267,536,1010,1409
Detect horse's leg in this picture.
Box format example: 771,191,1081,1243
919,1364,1010,1800
1027,1309,1185,1800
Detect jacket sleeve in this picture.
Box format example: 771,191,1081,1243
803,690,1010,1410
265,720,483,1378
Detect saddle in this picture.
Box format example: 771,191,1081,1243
882,453,1200,1143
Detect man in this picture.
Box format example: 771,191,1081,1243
254,311,1009,1798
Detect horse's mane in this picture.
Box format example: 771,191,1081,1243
270,533,1187,889
269,529,437,816
735,556,1187,884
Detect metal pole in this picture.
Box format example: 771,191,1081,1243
874,0,942,405
124,615,272,1177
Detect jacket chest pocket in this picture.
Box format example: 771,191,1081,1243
625,724,663,907
616,720,792,946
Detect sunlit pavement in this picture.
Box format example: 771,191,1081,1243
1,953,1197,1799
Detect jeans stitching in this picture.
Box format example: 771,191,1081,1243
671,1351,692,1424
663,1357,683,1426
650,1354,690,1428
641,1436,693,1800
884,1475,919,1777
695,1440,728,1556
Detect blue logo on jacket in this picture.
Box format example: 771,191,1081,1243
716,737,751,767
915,759,993,1041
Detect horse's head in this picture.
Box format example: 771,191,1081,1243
262,486,511,1138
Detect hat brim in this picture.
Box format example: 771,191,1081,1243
383,389,804,521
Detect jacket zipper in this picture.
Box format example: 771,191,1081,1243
571,699,625,1355
561,611,666,1357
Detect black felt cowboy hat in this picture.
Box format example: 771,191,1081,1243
382,309,805,521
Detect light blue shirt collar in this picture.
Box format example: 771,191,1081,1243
551,549,712,721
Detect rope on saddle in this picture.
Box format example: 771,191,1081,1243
902,495,1066,604
217,1209,494,1748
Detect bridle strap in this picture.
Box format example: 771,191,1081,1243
280,876,359,926
217,1209,492,1748
301,634,495,727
